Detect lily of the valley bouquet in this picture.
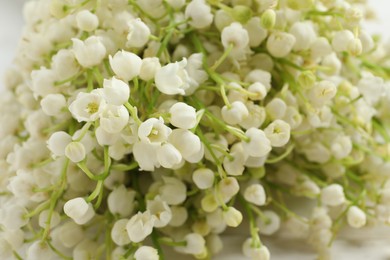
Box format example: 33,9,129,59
1,0,390,259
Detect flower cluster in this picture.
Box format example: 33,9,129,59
1,0,390,259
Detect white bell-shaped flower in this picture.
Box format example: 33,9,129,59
156,143,183,169
221,22,250,59
332,30,354,52
111,219,131,246
159,177,187,205
126,211,155,243
289,21,316,51
192,168,215,190
1,204,29,230
155,59,193,95
169,102,197,129
146,196,172,228
52,221,84,248
265,98,287,120
310,37,332,60
69,90,106,122
139,57,161,81
223,142,247,176
65,142,86,163
133,141,160,171
248,82,268,101
108,185,136,217
47,131,72,157
321,184,346,207
26,241,56,260
221,101,249,125
266,32,296,58
244,183,267,206
185,0,213,29
100,105,129,133
51,49,80,80
40,93,67,116
135,246,159,260
176,233,206,255
38,210,61,229
127,18,151,48
347,206,366,228
223,206,243,227
168,129,202,161
138,117,171,144
330,135,352,159
264,119,291,147
109,50,142,82
102,77,130,106
242,128,272,157
76,10,99,32
30,68,58,98
309,80,337,107
63,197,95,225
242,238,270,260
257,210,281,235
240,102,266,129
217,177,240,203
72,36,106,68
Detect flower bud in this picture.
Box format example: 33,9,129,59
108,185,136,217
111,219,131,246
347,206,366,228
193,168,215,190
135,246,159,260
347,38,363,56
169,102,197,129
65,142,86,163
176,233,206,255
248,82,268,100
47,131,72,157
217,177,240,203
321,184,346,207
261,9,276,29
242,128,272,157
231,5,252,24
140,57,161,81
244,183,266,206
64,197,95,225
221,101,249,125
266,98,287,120
242,238,270,260
72,36,106,68
332,30,354,52
223,207,243,227
156,143,183,169
127,18,151,48
169,206,188,227
185,0,213,29
257,210,281,235
287,0,313,10
266,32,296,58
76,10,99,32
40,93,67,116
109,50,142,82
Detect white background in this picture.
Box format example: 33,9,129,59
1,1,390,259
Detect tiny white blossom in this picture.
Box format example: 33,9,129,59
321,184,346,207
156,143,183,169
76,10,99,32
65,142,86,163
108,185,136,217
72,36,106,68
138,117,172,144
127,18,151,48
242,238,270,260
266,32,296,58
193,168,215,190
133,141,160,171
221,22,250,60
169,102,197,129
257,210,281,235
223,207,243,227
221,101,249,125
185,0,213,29
347,206,366,228
176,233,206,255
40,93,67,116
289,21,316,51
102,77,130,106
100,105,129,133
147,196,172,228
47,131,72,157
126,211,155,243
244,183,267,206
332,30,355,52
69,90,106,122
139,57,161,81
134,246,159,260
155,59,193,95
169,206,188,227
264,119,291,147
168,129,202,161
217,177,240,203
63,197,95,225
109,51,142,82
111,219,131,246
242,128,272,157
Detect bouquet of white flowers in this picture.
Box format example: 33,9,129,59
1,0,390,259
